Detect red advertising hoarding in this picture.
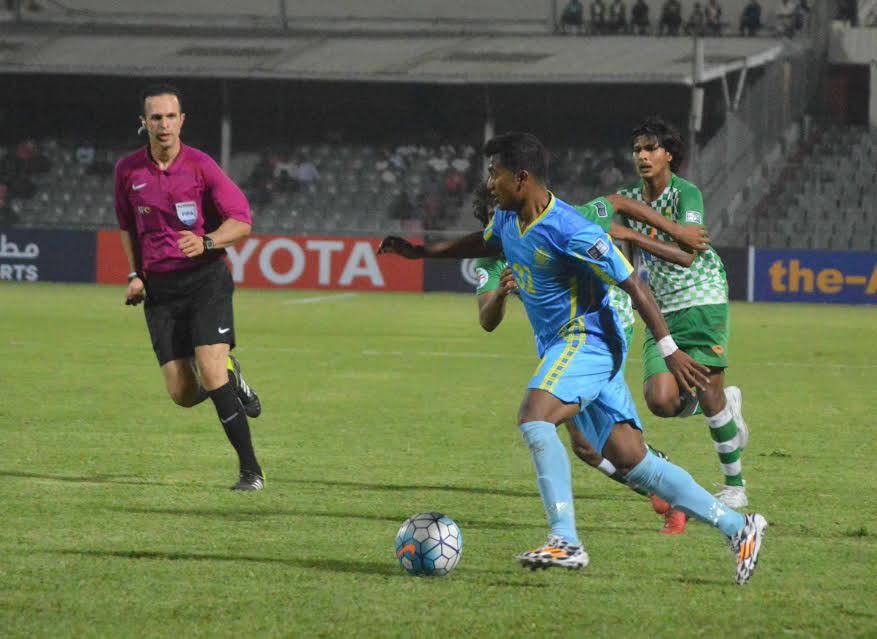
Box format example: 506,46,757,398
96,231,422,292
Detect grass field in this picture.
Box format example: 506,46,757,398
1,282,876,638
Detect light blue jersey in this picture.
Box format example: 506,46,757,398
483,193,635,361
484,192,641,450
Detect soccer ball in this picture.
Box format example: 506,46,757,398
394,512,463,576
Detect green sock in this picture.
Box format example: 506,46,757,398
707,403,743,486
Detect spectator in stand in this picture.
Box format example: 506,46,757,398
247,151,276,206
776,0,797,35
739,0,762,35
631,0,651,33
685,2,707,35
591,0,608,34
291,156,320,189
609,0,628,33
659,0,683,35
835,0,858,25
444,168,466,208
15,139,50,175
560,0,585,34
272,151,297,192
795,0,811,31
705,0,723,35
376,155,399,186
0,183,17,230
76,141,96,167
388,189,415,222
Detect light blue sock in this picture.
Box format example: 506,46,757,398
626,450,745,538
520,421,579,545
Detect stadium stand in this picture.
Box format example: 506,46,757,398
724,123,877,251
0,138,637,234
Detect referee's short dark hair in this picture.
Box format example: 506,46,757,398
483,132,549,182
631,116,684,172
140,83,184,115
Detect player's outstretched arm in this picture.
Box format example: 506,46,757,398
618,274,709,394
378,231,500,260
604,194,709,253
610,223,698,267
478,266,517,332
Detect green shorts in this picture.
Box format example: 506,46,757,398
642,303,730,381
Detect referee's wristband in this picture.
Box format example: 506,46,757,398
127,271,140,283
656,335,679,358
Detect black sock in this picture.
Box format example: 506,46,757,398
208,382,261,475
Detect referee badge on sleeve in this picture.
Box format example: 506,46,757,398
175,201,198,226
586,238,609,260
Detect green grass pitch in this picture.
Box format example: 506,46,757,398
1,282,875,637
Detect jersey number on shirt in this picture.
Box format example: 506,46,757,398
511,263,536,294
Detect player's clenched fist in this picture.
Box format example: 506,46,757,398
378,236,425,259
498,266,518,297
178,230,205,258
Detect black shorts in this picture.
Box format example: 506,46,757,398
143,259,236,366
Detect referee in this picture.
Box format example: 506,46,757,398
115,83,265,491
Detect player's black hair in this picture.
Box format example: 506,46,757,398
472,182,497,228
630,116,684,172
139,83,184,115
483,132,549,182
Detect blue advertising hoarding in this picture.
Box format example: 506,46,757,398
754,249,877,304
0,230,96,282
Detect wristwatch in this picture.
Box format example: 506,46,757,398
203,236,215,251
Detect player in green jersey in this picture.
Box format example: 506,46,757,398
614,116,750,508
470,184,690,534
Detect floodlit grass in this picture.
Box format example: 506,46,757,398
1,282,875,637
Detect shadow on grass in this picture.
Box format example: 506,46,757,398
40,548,401,576
0,470,211,489
673,576,730,587
2,472,637,504
107,506,662,535
276,477,634,502
39,548,516,580
107,505,547,532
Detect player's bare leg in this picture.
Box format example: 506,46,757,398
566,424,687,534
644,369,747,507
160,358,208,407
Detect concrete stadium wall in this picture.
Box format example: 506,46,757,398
37,0,789,30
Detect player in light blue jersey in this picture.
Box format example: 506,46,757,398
380,132,768,585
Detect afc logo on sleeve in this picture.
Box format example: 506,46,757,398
685,210,703,224
594,200,609,218
475,267,489,288
586,238,610,260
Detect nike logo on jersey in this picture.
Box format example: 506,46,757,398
218,327,231,334
132,183,147,191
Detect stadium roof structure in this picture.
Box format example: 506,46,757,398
0,32,784,86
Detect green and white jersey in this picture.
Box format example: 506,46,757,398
573,197,635,333
617,174,728,313
474,195,634,333
474,255,506,296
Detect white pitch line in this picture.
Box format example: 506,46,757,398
281,293,359,305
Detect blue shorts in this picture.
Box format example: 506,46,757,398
529,338,642,455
